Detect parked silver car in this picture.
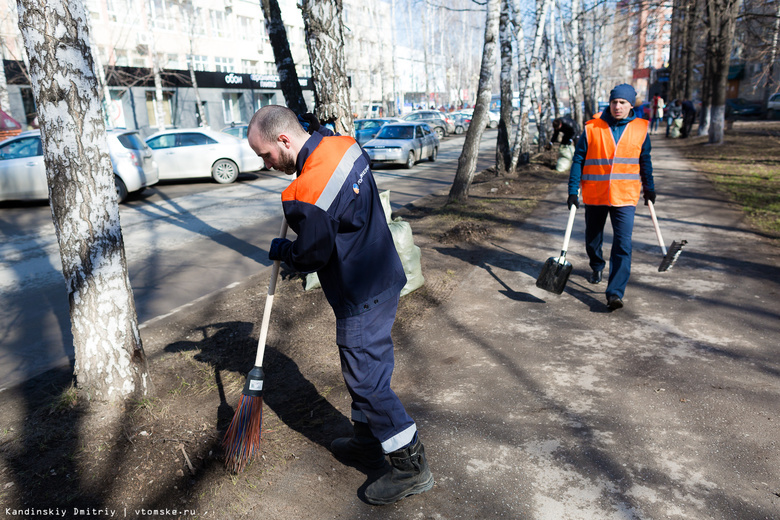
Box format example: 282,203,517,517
0,129,159,203
362,122,439,169
145,128,264,183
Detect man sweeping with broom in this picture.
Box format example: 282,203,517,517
246,105,434,505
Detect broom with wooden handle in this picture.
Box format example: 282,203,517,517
647,200,686,272
223,217,288,473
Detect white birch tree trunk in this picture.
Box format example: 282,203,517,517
509,0,552,171
300,0,354,136
16,0,152,402
496,0,514,175
0,35,11,112
448,0,500,203
146,0,165,130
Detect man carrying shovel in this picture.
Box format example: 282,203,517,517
247,105,433,505
567,83,656,311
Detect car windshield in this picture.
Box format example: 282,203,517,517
377,125,414,139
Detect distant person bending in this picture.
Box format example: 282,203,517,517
246,105,434,506
567,83,656,311
550,116,579,146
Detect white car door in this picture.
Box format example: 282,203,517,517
0,136,47,201
146,134,183,179
177,132,220,178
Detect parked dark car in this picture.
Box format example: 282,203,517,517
401,111,454,139
725,98,763,118
354,118,401,146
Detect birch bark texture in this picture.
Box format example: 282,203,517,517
16,0,152,401
261,0,308,115
448,0,501,203
496,0,514,175
704,0,740,144
300,0,354,136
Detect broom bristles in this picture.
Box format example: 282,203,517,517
222,394,263,473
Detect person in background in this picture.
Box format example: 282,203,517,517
681,99,696,138
549,116,579,146
246,105,434,506
665,100,682,137
566,83,656,311
651,94,665,134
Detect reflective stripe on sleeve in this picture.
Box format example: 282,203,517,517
315,142,364,211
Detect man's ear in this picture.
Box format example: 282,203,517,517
278,133,292,148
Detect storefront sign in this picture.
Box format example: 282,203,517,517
225,73,243,85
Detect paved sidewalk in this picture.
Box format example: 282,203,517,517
249,137,780,519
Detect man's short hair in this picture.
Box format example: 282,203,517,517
248,105,303,143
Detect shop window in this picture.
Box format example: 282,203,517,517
146,91,173,128
256,93,274,110
223,93,243,124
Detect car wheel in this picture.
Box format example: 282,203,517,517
212,159,239,184
434,127,444,139
429,147,437,162
455,125,464,135
114,176,128,204
489,120,498,129
405,150,415,169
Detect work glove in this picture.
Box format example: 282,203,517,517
567,194,579,209
298,113,320,134
643,190,656,205
269,237,291,261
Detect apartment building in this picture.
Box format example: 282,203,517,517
1,0,394,134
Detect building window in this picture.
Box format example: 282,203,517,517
210,9,227,38
85,0,102,20
107,0,134,23
215,57,235,72
256,93,275,110
166,53,183,69
192,55,209,71
146,91,173,128
222,93,243,124
115,49,129,66
237,16,255,40
242,60,258,74
150,0,175,30
300,64,311,77
265,61,277,75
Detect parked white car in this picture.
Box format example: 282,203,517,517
145,128,264,184
0,129,159,203
458,107,500,128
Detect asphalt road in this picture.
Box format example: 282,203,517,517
0,129,498,391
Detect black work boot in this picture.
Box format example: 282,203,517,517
365,437,434,505
330,421,386,470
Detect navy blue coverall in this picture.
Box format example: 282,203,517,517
272,128,417,453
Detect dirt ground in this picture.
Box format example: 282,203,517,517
0,151,564,518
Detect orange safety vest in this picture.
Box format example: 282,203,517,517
581,117,648,207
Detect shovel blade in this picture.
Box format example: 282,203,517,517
536,256,573,294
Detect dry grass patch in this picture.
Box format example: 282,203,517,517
668,121,780,236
